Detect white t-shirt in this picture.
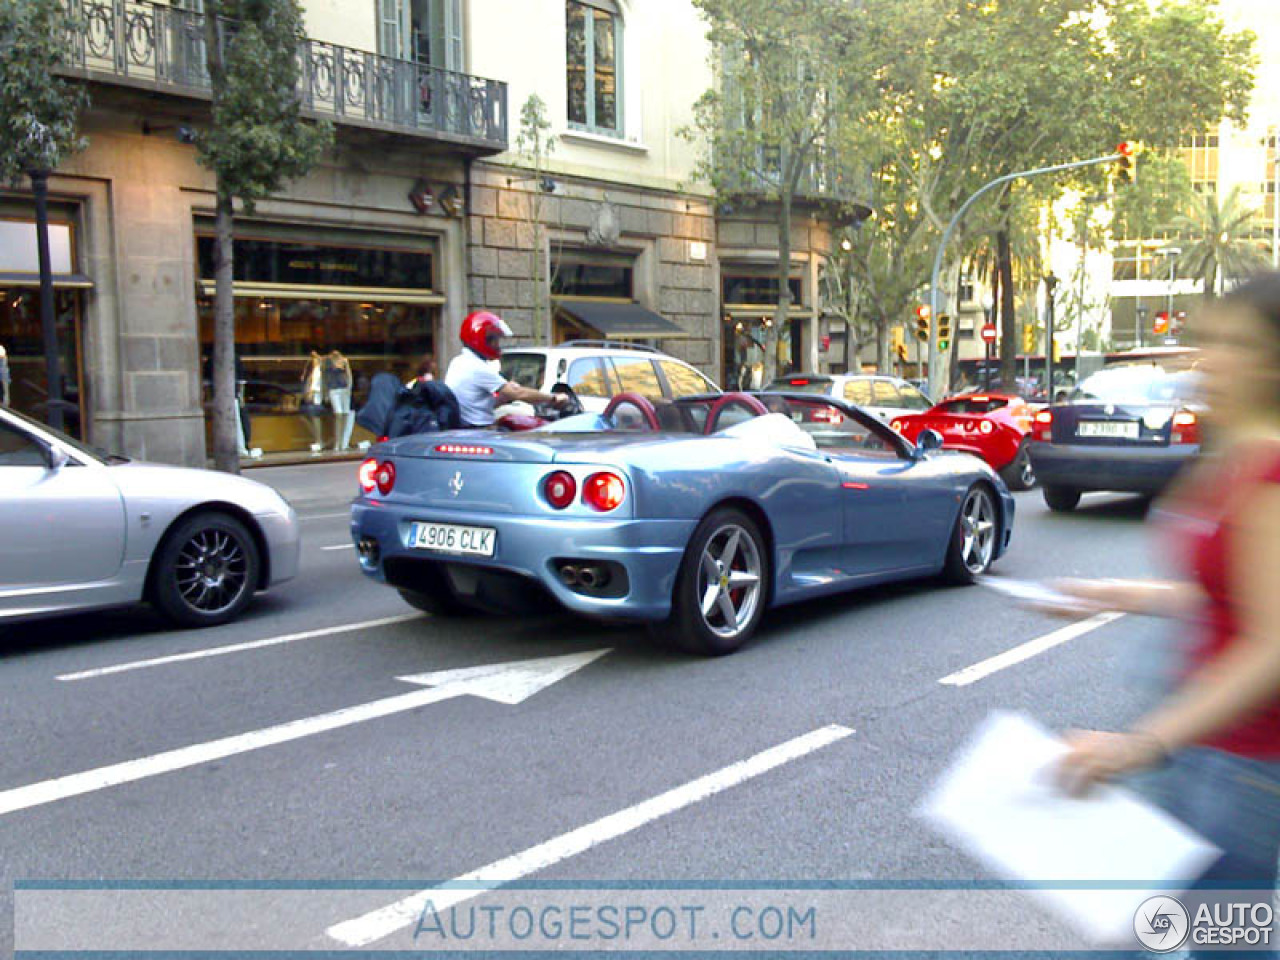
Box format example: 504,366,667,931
445,349,508,426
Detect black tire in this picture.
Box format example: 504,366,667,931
397,587,472,616
151,511,261,627
1000,441,1036,491
942,484,1000,584
1043,485,1082,512
652,507,770,656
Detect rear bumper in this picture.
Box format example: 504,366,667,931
1027,441,1196,494
350,500,693,620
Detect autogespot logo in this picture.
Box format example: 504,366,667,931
1134,895,1190,953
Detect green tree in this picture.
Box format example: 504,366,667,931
0,0,88,429
0,0,86,185
1173,185,1267,295
514,94,556,345
199,0,332,473
843,0,1254,395
1111,151,1196,242
689,0,861,379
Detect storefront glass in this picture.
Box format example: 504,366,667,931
196,232,438,460
0,218,87,437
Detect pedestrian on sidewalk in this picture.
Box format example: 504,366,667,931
1049,272,1280,955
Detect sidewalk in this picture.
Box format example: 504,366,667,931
245,459,360,515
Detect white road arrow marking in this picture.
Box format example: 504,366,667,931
2,650,610,818
326,724,855,948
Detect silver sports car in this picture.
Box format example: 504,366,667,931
0,406,300,627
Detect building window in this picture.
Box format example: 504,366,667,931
379,0,463,69
721,274,802,306
566,0,622,137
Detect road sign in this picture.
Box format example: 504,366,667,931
980,323,997,344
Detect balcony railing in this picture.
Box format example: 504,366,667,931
718,145,859,205
62,0,508,151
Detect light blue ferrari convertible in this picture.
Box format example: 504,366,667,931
350,391,1014,654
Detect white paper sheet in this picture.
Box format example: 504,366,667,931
918,711,1221,944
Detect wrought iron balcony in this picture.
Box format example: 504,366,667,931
720,145,860,206
61,0,508,152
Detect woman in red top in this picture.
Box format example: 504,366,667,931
1055,274,1280,915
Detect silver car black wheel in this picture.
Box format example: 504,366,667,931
697,523,763,640
959,487,997,574
174,527,250,614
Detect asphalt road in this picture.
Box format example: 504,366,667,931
0,487,1181,953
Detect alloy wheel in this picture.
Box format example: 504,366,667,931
174,527,250,615
696,523,763,640
959,488,997,574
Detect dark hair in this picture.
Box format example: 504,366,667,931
1223,271,1280,338
416,353,437,378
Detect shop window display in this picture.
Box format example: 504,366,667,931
198,297,434,458
0,288,85,437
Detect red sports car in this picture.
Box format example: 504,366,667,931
891,393,1038,490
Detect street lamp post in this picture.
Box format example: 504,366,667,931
23,118,66,432
981,293,994,390
1157,246,1181,341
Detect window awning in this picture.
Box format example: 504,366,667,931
0,272,94,289
555,299,691,339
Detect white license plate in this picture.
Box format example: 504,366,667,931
1077,420,1139,439
407,521,496,557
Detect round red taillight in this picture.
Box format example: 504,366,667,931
583,472,626,512
358,458,379,494
543,471,577,509
375,460,396,496
979,420,994,434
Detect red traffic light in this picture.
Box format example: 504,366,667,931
1117,140,1136,157
915,305,932,321
1153,310,1170,335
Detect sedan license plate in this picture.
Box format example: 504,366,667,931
408,521,496,557
1077,420,1139,439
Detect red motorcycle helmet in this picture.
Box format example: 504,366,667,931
460,310,513,360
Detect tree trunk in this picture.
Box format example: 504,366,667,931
211,191,239,473
997,228,1017,386
770,187,793,382
876,316,889,373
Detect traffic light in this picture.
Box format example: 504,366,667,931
895,342,908,364
1115,141,1139,186
1022,323,1036,353
937,313,952,352
1153,310,1170,335
914,305,931,342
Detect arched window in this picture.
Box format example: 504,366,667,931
566,0,623,137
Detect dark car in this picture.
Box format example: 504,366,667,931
1026,361,1202,511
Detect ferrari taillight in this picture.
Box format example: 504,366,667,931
359,458,379,494
543,471,578,510
979,420,994,435
583,472,626,512
1171,409,1200,445
891,420,903,432
1032,410,1053,443
375,460,396,496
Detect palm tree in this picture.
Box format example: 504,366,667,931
1173,186,1267,295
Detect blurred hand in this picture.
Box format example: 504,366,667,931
552,393,572,409
1048,578,1147,615
1057,730,1167,796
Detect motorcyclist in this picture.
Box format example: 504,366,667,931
444,311,570,428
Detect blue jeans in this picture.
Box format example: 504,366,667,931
1125,746,1280,957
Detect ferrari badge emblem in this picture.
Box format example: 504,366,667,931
449,471,464,497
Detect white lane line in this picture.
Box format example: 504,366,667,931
321,543,355,551
326,724,856,947
56,614,422,682
938,612,1125,687
0,684,458,818
299,512,351,521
